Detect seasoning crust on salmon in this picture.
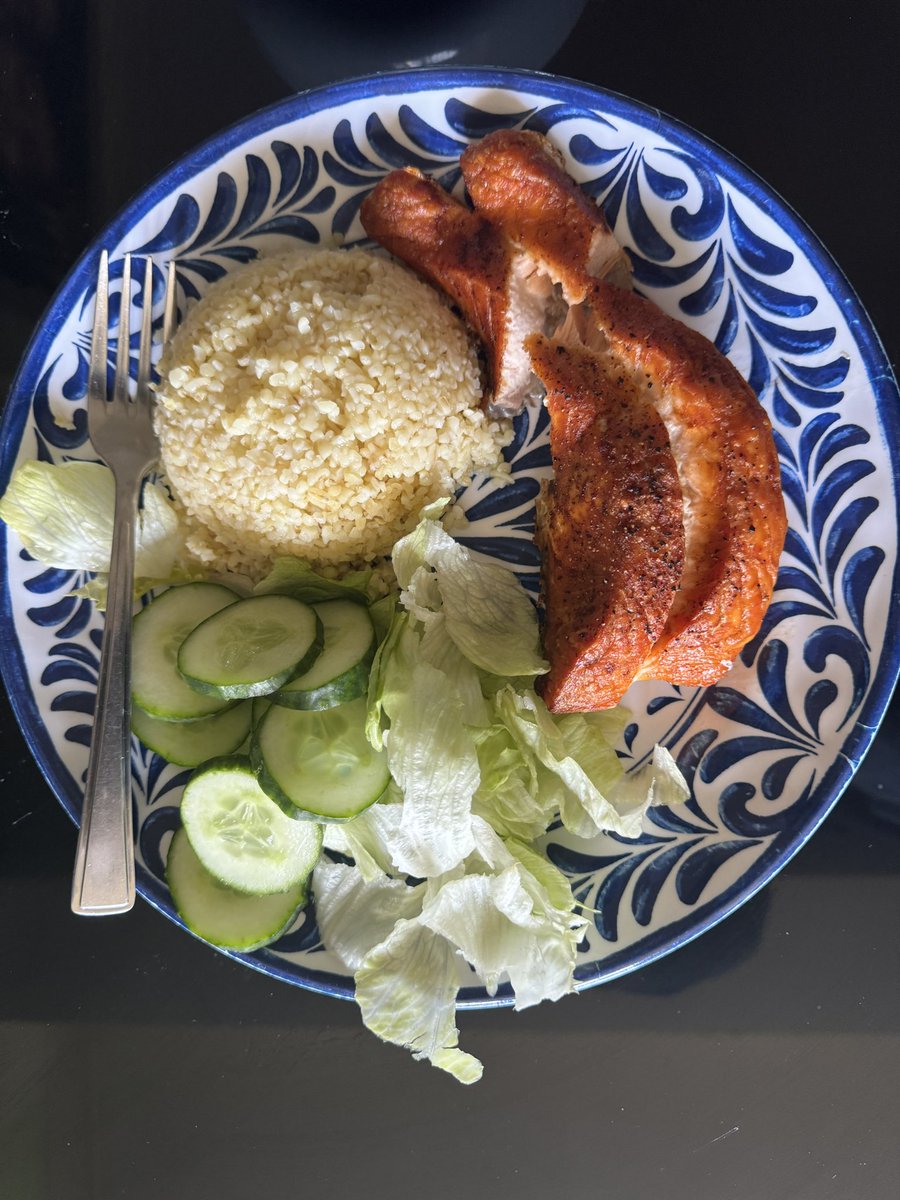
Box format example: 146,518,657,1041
583,282,787,685
461,129,632,298
528,334,684,712
461,130,787,694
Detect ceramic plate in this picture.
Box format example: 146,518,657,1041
2,69,898,1005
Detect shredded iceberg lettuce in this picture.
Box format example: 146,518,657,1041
0,460,183,603
311,504,688,1081
391,504,548,677
253,558,372,604
381,658,480,878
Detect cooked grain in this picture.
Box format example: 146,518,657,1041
154,248,509,578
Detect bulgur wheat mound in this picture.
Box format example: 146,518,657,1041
154,248,510,579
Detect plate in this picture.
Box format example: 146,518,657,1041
2,68,898,1006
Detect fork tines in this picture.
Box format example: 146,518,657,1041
90,251,162,411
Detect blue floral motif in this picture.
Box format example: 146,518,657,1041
2,73,897,1008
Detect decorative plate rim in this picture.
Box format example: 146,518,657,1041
2,66,899,1009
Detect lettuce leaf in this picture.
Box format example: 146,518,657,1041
322,802,404,883
355,918,482,1084
419,615,490,728
609,744,690,813
493,686,641,836
383,658,479,877
504,837,579,918
315,821,581,1079
314,859,481,1082
365,607,411,750
436,544,547,677
0,460,182,579
471,726,556,842
253,557,371,604
367,592,399,644
391,499,453,589
393,507,547,678
419,860,584,1011
312,861,424,970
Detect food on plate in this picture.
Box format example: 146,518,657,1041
459,130,787,689
581,282,787,686
118,509,687,1083
166,827,311,953
154,247,510,579
360,168,550,418
360,137,632,423
271,598,375,710
255,697,390,821
460,127,633,300
130,699,252,769
131,581,240,719
527,335,685,712
179,757,324,895
176,594,323,700
3,125,784,1082
361,131,787,708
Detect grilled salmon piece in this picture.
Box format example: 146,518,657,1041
582,281,787,685
528,334,684,712
360,167,549,417
463,131,786,687
461,129,632,297
363,141,787,699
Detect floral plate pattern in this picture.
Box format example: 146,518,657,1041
1,69,898,1006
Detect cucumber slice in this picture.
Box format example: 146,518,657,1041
132,583,240,719
180,757,323,895
253,697,390,821
273,599,376,710
251,696,272,728
132,701,252,768
177,595,323,700
167,828,306,951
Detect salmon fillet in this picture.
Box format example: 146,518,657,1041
462,131,787,692
461,129,632,298
583,281,787,684
361,134,787,707
359,168,549,417
528,334,685,711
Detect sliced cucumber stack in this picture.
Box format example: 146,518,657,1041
180,757,323,895
132,582,240,719
254,696,389,821
274,599,376,711
166,828,307,952
132,701,251,768
178,595,323,700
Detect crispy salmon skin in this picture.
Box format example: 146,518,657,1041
461,129,632,296
583,282,787,686
529,334,685,712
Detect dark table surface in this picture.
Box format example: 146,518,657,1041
2,2,899,1197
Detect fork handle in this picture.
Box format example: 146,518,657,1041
71,472,143,915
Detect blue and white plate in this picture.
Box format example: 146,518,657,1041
2,69,898,1004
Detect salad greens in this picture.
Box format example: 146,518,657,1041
314,503,688,1079
0,461,690,1083
252,557,372,605
0,460,182,603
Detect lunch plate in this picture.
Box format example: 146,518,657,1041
2,69,898,1006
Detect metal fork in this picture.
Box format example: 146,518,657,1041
71,250,177,916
